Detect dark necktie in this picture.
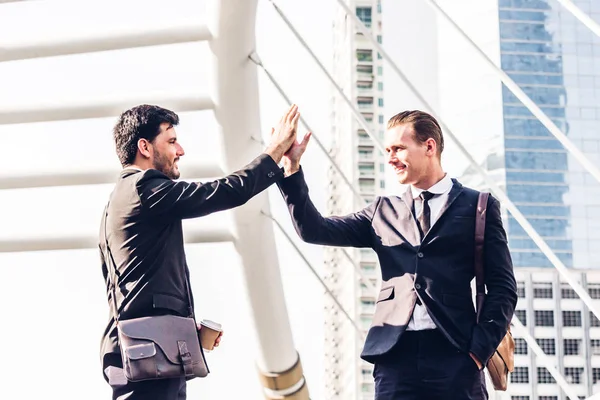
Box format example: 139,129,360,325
417,191,435,241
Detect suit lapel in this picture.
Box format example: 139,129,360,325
423,179,464,241
399,186,421,247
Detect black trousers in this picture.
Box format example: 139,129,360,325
373,330,488,400
111,376,187,400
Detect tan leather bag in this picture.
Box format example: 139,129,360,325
474,192,515,391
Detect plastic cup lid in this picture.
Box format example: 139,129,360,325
201,319,222,331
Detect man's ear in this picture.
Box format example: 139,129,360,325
426,138,437,156
138,138,152,159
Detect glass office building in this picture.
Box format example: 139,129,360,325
435,0,600,398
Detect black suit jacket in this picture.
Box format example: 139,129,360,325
277,168,517,365
99,154,283,379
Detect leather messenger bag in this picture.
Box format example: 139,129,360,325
474,192,515,391
102,205,209,382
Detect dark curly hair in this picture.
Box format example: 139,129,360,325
113,105,179,166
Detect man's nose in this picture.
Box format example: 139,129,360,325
177,144,185,156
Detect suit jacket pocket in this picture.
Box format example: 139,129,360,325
377,286,395,303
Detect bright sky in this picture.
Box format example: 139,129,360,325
0,0,337,398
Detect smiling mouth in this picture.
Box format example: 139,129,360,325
393,164,407,173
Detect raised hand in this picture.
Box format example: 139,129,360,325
282,131,312,177
264,104,300,163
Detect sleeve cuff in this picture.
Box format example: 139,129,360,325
257,153,285,182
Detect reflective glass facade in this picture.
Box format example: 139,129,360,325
498,0,600,269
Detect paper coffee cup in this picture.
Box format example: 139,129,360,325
200,319,222,351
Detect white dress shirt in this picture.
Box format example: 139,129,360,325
406,173,454,331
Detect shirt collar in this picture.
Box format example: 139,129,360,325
410,173,453,199
123,166,143,172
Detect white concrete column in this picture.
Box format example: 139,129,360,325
207,1,308,398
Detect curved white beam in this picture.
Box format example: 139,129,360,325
0,164,224,190
208,0,306,397
0,93,214,125
0,23,212,62
0,228,234,253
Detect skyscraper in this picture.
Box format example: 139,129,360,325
327,1,385,398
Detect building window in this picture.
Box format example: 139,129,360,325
537,367,556,384
510,367,529,383
515,309,527,326
533,282,553,298
357,97,374,109
593,368,600,384
356,49,373,62
511,397,530,400
357,81,373,89
357,65,373,74
378,82,383,91
591,339,600,355
356,7,372,27
589,283,600,299
377,1,381,13
378,98,384,107
562,311,582,327
591,311,600,327
377,66,383,76
377,34,382,44
378,52,382,60
561,282,578,299
539,397,558,400
379,180,385,189
564,367,584,384
563,339,581,355
517,281,526,298
535,310,554,327
378,115,384,124
536,338,555,355
515,338,528,355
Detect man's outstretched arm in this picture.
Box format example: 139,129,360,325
277,131,377,248
137,104,301,220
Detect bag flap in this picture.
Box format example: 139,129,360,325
126,343,156,360
119,315,202,365
377,286,394,302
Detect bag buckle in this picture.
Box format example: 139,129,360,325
177,340,194,377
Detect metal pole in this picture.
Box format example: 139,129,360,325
0,23,212,62
0,93,214,125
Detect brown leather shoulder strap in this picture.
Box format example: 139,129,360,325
475,192,490,323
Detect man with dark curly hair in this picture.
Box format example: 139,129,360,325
99,103,300,400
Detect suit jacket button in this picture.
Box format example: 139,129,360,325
268,171,275,178
415,283,421,289
417,252,424,258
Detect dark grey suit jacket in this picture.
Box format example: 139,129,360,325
99,154,283,380
278,168,517,365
